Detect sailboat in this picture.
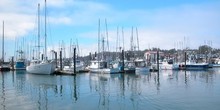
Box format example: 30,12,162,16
88,19,119,74
0,21,10,71
63,39,87,73
26,1,55,74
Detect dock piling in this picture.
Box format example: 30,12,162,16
11,56,14,70
54,51,57,68
121,49,125,73
74,48,76,73
157,50,159,72
60,50,62,70
184,51,187,70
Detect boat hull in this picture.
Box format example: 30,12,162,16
135,67,149,73
14,61,26,70
185,64,209,70
63,65,85,73
26,63,55,74
0,67,10,71
160,64,179,70
179,63,209,70
90,68,120,74
0,64,11,71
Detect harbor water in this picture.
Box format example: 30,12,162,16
0,69,220,110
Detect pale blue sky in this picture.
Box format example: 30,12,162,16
0,0,220,60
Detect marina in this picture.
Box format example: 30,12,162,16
0,0,220,110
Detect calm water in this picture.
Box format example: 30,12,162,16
0,69,220,110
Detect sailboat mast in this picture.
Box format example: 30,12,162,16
130,27,134,51
102,36,104,60
136,27,139,51
116,26,119,53
98,19,100,61
2,21,4,62
76,39,80,57
44,0,47,60
38,3,40,60
105,19,109,52
122,27,124,50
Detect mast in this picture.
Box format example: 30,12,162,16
98,19,100,69
70,38,72,58
130,27,134,51
105,19,109,52
122,27,124,50
102,36,104,60
98,19,100,61
2,21,4,62
44,0,47,60
76,39,80,57
38,3,40,60
136,27,139,51
116,26,119,53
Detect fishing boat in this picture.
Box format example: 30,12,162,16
26,1,55,74
14,60,26,70
160,59,179,70
209,58,220,67
63,60,86,72
0,21,10,71
179,61,209,70
123,60,136,73
0,62,10,71
14,50,26,70
134,59,149,73
89,60,120,74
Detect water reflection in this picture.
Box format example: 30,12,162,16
0,69,220,110
1,73,6,110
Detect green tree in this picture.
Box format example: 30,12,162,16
198,45,212,54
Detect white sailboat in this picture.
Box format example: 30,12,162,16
88,19,120,74
89,60,119,74
0,21,10,71
63,60,86,72
26,1,55,74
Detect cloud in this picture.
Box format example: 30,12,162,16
1,0,220,58
0,0,76,40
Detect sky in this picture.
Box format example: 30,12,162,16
0,0,220,60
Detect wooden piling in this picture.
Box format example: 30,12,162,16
60,50,62,70
11,56,14,71
157,50,159,72
73,48,76,73
184,51,187,70
54,51,57,68
41,54,44,61
121,49,125,73
89,52,92,60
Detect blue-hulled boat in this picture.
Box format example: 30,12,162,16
179,62,209,70
14,60,26,70
14,49,26,70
